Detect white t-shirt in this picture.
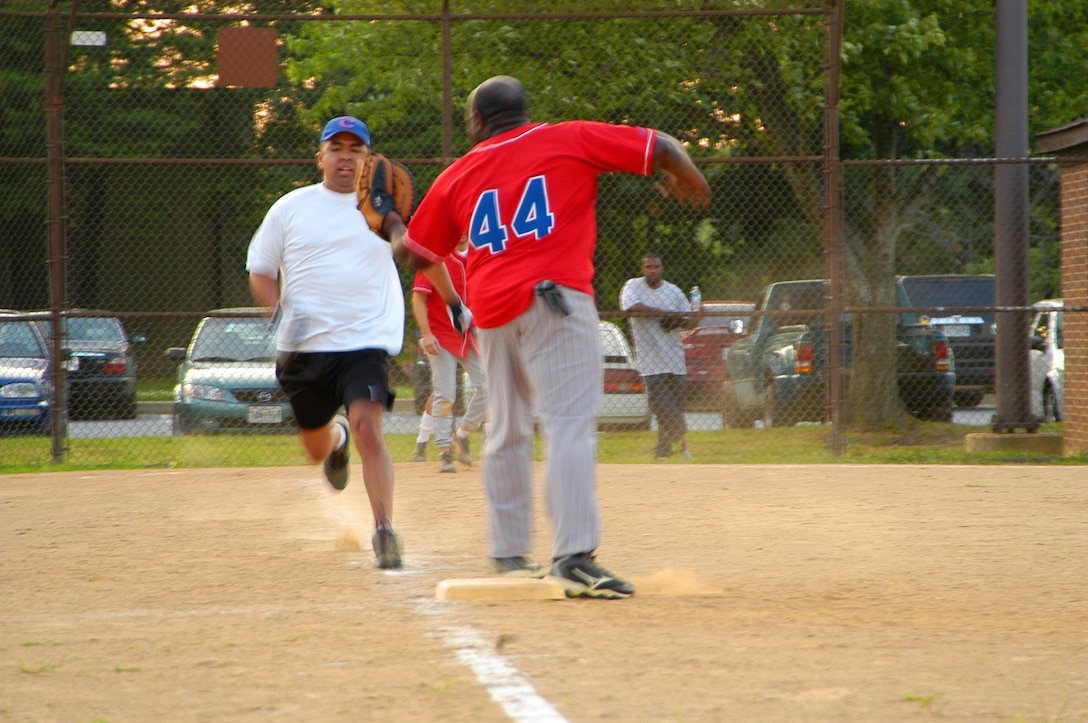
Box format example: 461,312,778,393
246,183,404,355
619,277,688,376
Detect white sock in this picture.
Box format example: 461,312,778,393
417,412,433,443
333,420,347,450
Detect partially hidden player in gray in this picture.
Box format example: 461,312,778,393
246,116,404,569
621,252,700,460
380,76,710,599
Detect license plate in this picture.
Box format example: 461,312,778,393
6,409,40,418
940,324,972,338
247,406,282,424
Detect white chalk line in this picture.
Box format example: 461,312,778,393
318,484,567,723
426,616,567,723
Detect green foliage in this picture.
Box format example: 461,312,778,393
2,2,1085,426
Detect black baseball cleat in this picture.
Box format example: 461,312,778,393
549,552,634,599
372,526,402,569
323,415,350,491
493,556,546,578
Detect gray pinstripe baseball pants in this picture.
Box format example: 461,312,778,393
428,346,487,449
476,287,602,561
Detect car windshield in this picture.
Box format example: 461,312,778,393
599,324,631,363
65,317,125,342
900,276,996,323
766,285,827,328
0,320,47,359
191,317,276,362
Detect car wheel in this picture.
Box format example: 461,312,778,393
914,403,953,423
953,390,985,408
1042,384,1060,423
172,412,192,436
762,382,795,428
120,394,138,420
721,382,753,429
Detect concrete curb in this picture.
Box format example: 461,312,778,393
964,432,1063,455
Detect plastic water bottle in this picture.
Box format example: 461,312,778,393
689,285,702,313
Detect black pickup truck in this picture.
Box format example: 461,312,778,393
722,279,956,427
897,274,995,408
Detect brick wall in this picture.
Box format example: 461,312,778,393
1060,162,1087,454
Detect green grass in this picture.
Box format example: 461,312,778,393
903,692,942,709
139,378,416,404
1,421,1080,473
18,659,64,674
136,376,176,402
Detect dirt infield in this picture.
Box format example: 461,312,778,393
2,462,1086,722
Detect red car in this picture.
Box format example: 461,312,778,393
682,301,755,409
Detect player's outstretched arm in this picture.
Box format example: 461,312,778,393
652,132,710,210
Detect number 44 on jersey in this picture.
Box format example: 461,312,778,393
469,175,556,254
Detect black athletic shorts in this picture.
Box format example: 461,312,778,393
275,348,395,430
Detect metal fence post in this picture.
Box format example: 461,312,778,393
992,0,1035,432
45,6,71,462
825,0,845,455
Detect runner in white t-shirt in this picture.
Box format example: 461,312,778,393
246,116,405,569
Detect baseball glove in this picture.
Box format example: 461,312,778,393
355,152,417,236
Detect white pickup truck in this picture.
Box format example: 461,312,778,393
1030,298,1064,423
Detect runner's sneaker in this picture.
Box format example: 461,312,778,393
493,556,546,578
549,552,634,599
680,449,693,461
412,442,428,462
453,434,473,465
323,415,350,491
371,526,402,569
439,449,456,473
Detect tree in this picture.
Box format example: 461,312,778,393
706,0,1087,427
284,3,820,299
285,0,1088,428
0,1,328,313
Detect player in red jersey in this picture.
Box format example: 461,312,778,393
385,75,709,598
411,237,487,473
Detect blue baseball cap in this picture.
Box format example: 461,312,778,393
319,116,370,146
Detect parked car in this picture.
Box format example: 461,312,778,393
898,274,995,408
599,320,652,430
0,311,52,435
37,313,142,420
166,309,293,434
1030,298,1064,423
681,300,755,409
723,279,955,428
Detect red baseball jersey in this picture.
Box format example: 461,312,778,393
404,121,656,328
412,249,476,358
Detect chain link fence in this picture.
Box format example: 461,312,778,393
0,2,1077,466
